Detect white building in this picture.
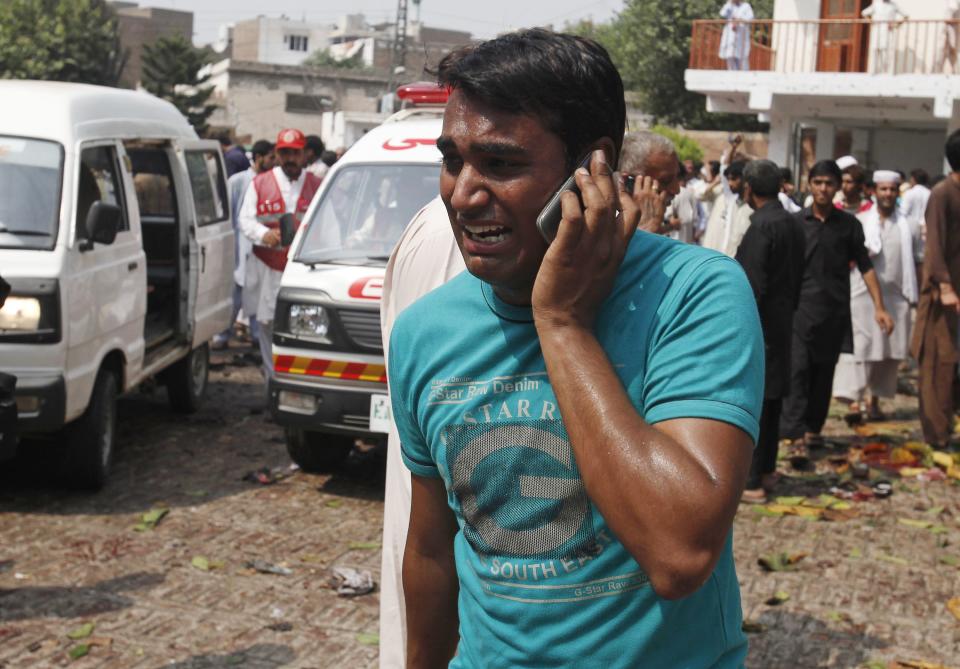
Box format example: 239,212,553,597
231,16,333,67
686,0,960,178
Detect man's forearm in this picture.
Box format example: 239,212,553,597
536,325,746,599
403,545,459,668
862,269,887,311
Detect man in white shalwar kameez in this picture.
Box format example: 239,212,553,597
379,197,465,669
863,0,908,74
833,171,918,420
719,1,754,71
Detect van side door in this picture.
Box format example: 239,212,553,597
65,141,145,412
177,140,233,348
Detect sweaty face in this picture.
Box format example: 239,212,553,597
438,89,568,305
810,175,839,208
277,147,304,180
875,182,899,212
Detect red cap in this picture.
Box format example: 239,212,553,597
275,128,305,150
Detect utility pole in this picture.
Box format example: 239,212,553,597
392,0,409,74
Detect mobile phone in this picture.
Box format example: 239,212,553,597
536,153,593,243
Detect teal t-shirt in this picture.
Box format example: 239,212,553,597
389,232,764,669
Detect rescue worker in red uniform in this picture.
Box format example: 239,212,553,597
239,128,323,379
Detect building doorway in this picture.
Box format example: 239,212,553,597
817,0,872,72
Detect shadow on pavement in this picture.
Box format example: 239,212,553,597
0,347,385,514
0,571,164,621
746,610,888,668
157,643,295,668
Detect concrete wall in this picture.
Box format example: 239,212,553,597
231,17,332,67
206,60,389,144
114,5,193,88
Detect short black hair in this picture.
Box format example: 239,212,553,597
251,140,273,159
709,160,720,177
727,160,748,180
436,28,626,168
911,168,930,186
779,166,793,183
216,132,232,147
809,159,842,183
947,129,960,172
321,150,337,167
744,160,781,198
305,134,324,155
843,164,866,185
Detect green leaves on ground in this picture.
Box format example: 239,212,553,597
66,622,94,639
765,590,790,606
69,644,89,659
356,632,379,646
349,541,381,550
191,556,225,571
758,552,807,572
133,507,168,532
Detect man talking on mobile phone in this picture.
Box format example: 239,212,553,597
389,29,764,668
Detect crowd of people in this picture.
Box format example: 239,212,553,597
625,129,955,503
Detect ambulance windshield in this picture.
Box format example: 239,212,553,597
0,136,63,250
297,163,439,265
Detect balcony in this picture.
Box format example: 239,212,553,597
689,19,960,75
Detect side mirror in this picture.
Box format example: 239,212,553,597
279,212,296,247
83,201,121,248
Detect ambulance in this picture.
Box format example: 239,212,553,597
269,83,447,471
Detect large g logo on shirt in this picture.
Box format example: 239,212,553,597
445,422,594,559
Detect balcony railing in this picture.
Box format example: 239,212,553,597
690,19,960,75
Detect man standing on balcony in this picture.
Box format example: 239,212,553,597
863,0,908,74
720,0,754,71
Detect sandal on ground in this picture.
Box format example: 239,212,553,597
804,434,826,449
740,488,768,505
761,472,782,492
787,440,811,469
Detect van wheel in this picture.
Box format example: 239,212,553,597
165,344,209,413
284,428,353,473
63,369,118,491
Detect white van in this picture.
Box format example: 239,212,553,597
269,84,445,471
0,81,234,489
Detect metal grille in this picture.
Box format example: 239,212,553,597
337,308,382,352
341,413,370,429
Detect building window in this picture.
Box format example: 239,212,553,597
287,34,308,52
285,93,332,115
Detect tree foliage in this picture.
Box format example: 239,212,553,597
0,0,126,86
141,36,216,136
652,125,704,162
568,0,773,131
303,49,370,71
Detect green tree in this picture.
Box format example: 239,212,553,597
141,36,216,136
303,49,370,71
0,0,126,86
569,0,773,131
651,125,704,162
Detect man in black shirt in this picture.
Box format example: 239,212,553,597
780,160,894,454
735,161,806,501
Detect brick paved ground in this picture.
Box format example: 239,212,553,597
0,347,958,668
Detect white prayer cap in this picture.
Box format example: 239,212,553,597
873,169,901,184
836,155,858,170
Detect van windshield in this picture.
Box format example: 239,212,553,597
296,163,440,265
0,136,63,250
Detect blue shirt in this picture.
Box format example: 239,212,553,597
389,232,764,668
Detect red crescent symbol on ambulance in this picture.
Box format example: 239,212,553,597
348,277,384,300
382,138,437,151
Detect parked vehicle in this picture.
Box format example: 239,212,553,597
270,84,446,472
0,81,234,489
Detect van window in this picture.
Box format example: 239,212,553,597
0,135,63,251
296,163,439,264
184,150,228,226
77,145,129,235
